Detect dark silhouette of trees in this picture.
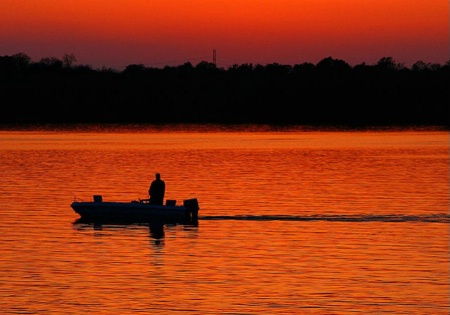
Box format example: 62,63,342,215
0,53,448,128
62,53,77,68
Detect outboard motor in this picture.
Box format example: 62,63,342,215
183,198,200,222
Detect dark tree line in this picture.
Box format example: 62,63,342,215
0,53,448,127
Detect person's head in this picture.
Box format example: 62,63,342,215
156,173,161,179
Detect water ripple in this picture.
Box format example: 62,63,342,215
200,213,450,223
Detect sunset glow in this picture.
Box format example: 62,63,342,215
1,0,448,69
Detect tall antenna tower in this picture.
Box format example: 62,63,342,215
213,49,216,66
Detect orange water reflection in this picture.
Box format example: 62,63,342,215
0,127,448,314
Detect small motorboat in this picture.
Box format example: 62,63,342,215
71,195,200,223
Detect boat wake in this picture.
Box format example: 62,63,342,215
199,213,450,223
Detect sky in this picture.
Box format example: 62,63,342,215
1,0,448,70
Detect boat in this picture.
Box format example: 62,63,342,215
71,195,200,223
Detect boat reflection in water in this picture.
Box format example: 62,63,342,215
73,217,198,247
148,221,165,240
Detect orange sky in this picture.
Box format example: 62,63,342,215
1,0,448,69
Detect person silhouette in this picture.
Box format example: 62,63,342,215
148,173,165,205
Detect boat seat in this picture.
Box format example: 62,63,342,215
166,200,176,206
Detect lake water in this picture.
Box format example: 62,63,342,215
0,125,448,314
